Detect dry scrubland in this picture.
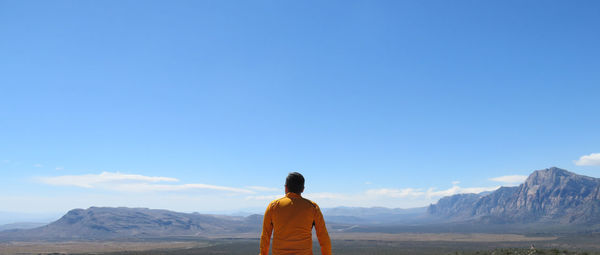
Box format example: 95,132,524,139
0,241,211,254
2,233,600,255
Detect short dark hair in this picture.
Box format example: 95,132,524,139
285,172,305,194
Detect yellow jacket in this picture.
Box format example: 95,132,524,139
260,192,332,255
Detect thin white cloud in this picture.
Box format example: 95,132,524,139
111,183,253,193
489,175,528,184
246,186,279,192
305,192,351,200
38,172,252,194
574,153,600,166
245,194,282,201
55,166,64,170
40,171,178,188
426,185,498,198
365,188,425,198
33,163,44,168
368,183,498,200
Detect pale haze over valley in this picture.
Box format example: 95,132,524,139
1,1,600,227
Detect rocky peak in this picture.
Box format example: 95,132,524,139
523,167,575,187
520,167,599,199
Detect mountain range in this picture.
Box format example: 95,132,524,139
428,167,600,224
0,222,46,232
2,167,599,240
0,207,262,241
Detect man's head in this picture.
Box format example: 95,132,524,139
285,172,305,194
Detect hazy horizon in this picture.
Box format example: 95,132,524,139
0,166,591,225
2,1,600,217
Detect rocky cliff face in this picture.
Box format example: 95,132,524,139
429,167,600,224
428,193,484,219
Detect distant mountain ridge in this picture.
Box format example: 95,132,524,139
428,167,600,224
0,222,46,231
0,207,262,241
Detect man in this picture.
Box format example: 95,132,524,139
259,172,332,255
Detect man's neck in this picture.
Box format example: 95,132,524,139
286,192,302,197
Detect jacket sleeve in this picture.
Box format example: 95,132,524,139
259,202,273,255
314,204,332,255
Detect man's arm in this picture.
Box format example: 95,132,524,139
314,204,332,255
259,203,273,255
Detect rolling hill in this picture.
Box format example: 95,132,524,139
0,207,262,241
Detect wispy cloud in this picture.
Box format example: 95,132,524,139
33,163,44,168
246,186,279,192
489,175,528,184
39,172,253,194
40,172,177,188
365,188,425,198
111,183,253,193
574,153,600,166
304,192,352,200
245,194,282,201
425,185,498,198
365,183,498,200
55,166,64,170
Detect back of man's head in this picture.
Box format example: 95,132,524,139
285,172,305,194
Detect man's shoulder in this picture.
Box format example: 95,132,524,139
300,197,319,209
268,196,288,206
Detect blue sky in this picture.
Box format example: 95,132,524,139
1,0,600,219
